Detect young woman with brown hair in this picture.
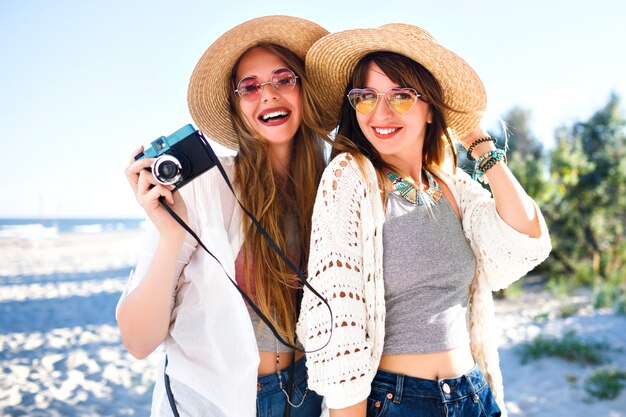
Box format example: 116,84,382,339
297,24,552,417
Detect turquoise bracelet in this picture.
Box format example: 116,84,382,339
473,149,507,180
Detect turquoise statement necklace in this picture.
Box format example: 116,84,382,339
383,168,443,206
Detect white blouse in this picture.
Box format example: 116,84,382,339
117,157,260,417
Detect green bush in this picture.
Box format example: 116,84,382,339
517,329,618,365
573,262,596,287
545,276,580,298
592,276,626,314
584,367,626,400
557,303,581,318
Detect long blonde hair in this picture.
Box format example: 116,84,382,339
228,43,327,344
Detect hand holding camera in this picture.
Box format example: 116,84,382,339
125,148,187,239
126,125,217,239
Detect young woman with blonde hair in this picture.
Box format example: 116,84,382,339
118,16,328,417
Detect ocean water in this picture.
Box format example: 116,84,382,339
0,218,145,240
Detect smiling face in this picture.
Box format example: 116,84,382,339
355,62,432,171
235,47,302,150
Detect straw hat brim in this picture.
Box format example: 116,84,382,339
306,23,486,139
188,16,329,150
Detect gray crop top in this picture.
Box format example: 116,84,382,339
382,192,476,355
235,211,300,353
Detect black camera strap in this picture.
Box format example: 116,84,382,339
160,130,333,352
158,181,331,352
163,356,180,417
157,131,332,415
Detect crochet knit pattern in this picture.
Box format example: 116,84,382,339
297,153,551,416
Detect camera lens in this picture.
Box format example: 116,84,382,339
152,155,183,185
158,160,178,178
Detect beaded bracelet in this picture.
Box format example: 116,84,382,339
473,148,507,181
466,137,496,161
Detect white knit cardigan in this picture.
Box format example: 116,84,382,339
296,152,551,416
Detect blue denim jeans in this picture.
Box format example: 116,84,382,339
367,364,501,417
256,356,322,417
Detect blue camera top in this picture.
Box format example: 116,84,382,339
141,124,197,159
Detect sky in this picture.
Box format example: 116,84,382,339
1,0,625,219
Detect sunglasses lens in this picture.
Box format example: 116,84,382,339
272,68,297,91
237,77,261,99
386,88,418,114
348,89,378,114
236,68,297,100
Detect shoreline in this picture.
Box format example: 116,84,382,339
0,230,144,278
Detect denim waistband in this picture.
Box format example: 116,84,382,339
372,364,487,404
256,356,307,396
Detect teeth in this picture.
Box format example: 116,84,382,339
261,110,288,121
374,127,398,135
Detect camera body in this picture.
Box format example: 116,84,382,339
135,124,218,190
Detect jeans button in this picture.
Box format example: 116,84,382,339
375,401,381,408
442,382,451,394
386,393,393,399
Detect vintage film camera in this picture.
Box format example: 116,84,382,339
135,124,218,189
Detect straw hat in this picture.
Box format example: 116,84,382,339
188,16,329,150
306,23,486,139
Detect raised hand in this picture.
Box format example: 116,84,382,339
125,146,188,239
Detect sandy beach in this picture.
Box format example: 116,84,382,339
1,230,625,416
0,230,161,417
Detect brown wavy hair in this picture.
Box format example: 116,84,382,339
228,43,327,344
331,52,459,183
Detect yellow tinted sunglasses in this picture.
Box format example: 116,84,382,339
347,87,420,115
